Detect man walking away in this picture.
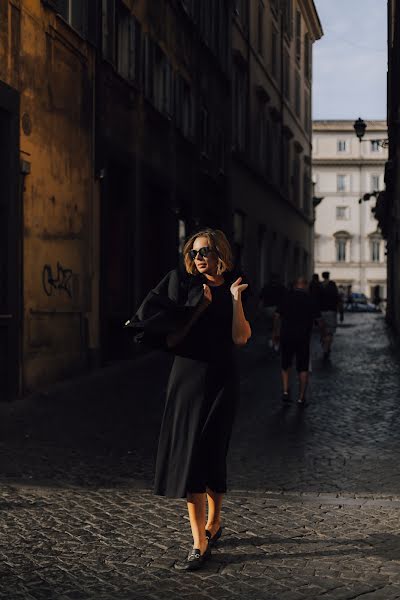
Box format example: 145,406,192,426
309,273,322,311
272,277,326,406
320,271,339,360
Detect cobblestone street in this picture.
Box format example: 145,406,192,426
1,314,400,599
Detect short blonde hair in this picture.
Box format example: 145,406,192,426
183,228,234,276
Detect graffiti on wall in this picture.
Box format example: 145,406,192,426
42,262,73,298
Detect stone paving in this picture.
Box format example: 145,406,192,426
0,313,400,599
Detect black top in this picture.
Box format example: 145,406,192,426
125,268,250,362
319,281,339,311
177,281,234,361
277,288,321,338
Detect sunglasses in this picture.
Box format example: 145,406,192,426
189,246,213,260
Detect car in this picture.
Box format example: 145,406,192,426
344,292,381,312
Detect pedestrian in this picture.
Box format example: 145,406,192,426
320,271,340,360
309,273,322,311
346,284,353,311
373,284,382,310
338,285,345,323
272,276,326,406
125,228,251,571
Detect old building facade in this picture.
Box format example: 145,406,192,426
313,120,387,299
231,0,322,290
0,0,322,399
377,0,400,334
0,0,98,398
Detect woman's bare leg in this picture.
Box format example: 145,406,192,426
187,493,208,554
206,488,223,536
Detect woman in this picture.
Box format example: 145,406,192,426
126,228,251,571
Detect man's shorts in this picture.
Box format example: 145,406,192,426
281,335,311,372
321,310,337,335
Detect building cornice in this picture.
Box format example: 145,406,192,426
299,0,323,41
313,120,387,132
313,159,387,167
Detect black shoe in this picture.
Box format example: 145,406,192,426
282,392,290,403
297,396,306,407
174,545,211,571
205,527,222,547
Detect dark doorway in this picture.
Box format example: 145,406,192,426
0,82,21,400
100,163,135,362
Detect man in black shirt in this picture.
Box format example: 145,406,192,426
272,276,326,405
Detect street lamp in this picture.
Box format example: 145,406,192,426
353,117,388,148
353,117,367,142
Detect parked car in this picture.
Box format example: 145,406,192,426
344,292,381,312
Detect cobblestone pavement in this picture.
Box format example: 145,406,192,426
1,313,400,599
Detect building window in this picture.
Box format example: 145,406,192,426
304,90,310,132
271,26,278,79
370,237,382,262
283,0,293,38
371,174,380,192
233,65,248,152
116,2,130,79
336,238,347,262
143,34,155,101
295,10,301,62
304,33,311,80
182,82,193,138
234,0,249,30
303,169,311,214
257,1,264,56
292,154,301,206
56,0,88,36
371,140,380,152
153,47,174,116
257,101,267,170
175,77,194,138
283,49,290,100
295,71,301,117
282,136,291,193
337,140,347,152
337,174,347,192
128,16,142,83
336,206,349,220
218,129,226,173
102,0,115,62
102,1,141,82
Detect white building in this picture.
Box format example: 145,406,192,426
312,120,387,300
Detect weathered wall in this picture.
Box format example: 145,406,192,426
9,1,96,390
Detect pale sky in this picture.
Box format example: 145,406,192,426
312,0,387,121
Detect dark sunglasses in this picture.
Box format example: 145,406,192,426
189,246,213,260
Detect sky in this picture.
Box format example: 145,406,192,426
312,0,387,121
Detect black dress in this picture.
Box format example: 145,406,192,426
126,269,248,498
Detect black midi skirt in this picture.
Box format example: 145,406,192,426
154,354,238,498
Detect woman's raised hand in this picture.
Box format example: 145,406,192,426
230,277,248,301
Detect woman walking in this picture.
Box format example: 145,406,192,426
126,228,251,571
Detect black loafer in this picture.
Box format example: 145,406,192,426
174,545,211,571
205,527,222,547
